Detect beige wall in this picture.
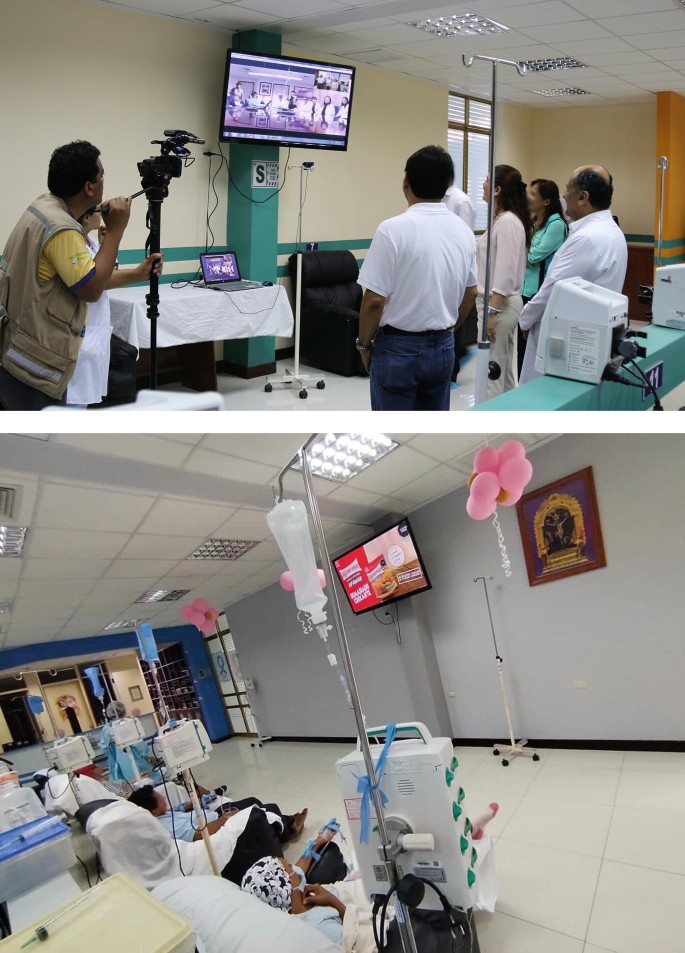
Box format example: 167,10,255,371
107,653,155,716
0,705,12,747
497,102,657,238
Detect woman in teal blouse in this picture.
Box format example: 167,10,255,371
518,179,568,376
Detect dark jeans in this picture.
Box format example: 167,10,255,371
219,795,295,842
370,329,454,411
518,296,532,379
0,366,66,411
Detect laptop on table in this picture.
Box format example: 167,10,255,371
199,251,263,291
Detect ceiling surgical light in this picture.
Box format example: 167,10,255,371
291,433,399,484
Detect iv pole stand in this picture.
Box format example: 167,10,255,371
462,55,527,405
276,438,419,953
474,576,539,767
265,165,325,400
656,156,668,268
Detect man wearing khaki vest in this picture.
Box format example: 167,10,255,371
0,141,136,410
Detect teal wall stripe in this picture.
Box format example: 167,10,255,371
117,245,208,265
277,238,372,255
658,236,685,249
625,234,654,244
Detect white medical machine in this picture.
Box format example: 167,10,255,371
46,735,95,773
535,276,630,384
651,263,685,330
337,723,474,913
155,719,212,775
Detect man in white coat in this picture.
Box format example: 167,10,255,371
518,164,627,385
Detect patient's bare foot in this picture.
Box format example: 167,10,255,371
291,808,309,838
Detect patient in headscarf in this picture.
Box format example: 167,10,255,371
241,855,346,945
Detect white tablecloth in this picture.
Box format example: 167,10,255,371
108,283,293,350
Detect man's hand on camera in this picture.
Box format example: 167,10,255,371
100,196,132,232
135,252,164,281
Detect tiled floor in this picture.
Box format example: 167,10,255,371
182,739,685,953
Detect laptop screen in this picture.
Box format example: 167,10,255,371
200,251,242,285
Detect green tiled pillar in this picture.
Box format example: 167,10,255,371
223,30,281,378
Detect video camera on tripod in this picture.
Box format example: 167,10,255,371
137,129,205,191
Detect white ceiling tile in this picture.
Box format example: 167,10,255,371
325,484,383,507
36,483,156,533
108,0,226,12
199,433,309,468
51,434,196,467
522,20,615,43
117,534,208,560
636,30,685,50
152,434,204,446
20,558,113,580
235,0,348,15
28,528,129,561
0,562,22,581
502,1,585,29
553,37,638,55
106,560,180,579
343,445,440,494
213,507,272,540
167,559,238,577
565,0,675,14
394,464,465,505
183,447,278,484
86,578,164,600
185,5,281,28
597,11,685,37
137,498,237,537
404,433,486,463
17,578,95,599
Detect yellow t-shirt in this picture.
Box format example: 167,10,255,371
39,229,96,291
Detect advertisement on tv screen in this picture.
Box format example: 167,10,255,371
333,520,431,615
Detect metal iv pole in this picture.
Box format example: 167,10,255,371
656,156,668,268
276,437,419,953
462,54,527,405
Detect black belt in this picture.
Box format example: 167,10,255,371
380,324,454,337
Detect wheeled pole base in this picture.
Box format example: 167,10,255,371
492,740,540,767
264,367,326,399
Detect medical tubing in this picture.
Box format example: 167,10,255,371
267,498,328,624
357,724,396,844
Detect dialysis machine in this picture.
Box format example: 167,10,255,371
651,264,685,330
46,735,95,774
535,277,630,384
337,723,475,914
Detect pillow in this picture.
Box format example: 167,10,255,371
152,877,339,953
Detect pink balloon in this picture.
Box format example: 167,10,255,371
473,446,500,474
192,598,211,613
497,440,526,467
469,471,501,504
200,619,217,635
131,707,142,717
498,486,524,507
279,571,295,591
466,495,497,521
189,611,206,628
499,457,533,493
317,569,327,588
179,605,194,621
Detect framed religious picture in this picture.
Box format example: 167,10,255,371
259,81,272,97
516,466,606,587
128,685,143,702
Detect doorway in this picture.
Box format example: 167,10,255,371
0,691,41,749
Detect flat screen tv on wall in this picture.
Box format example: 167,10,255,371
219,50,355,150
332,518,432,617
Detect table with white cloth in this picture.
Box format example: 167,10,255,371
108,283,294,391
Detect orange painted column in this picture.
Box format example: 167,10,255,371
655,92,685,266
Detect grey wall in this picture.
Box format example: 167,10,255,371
227,434,685,743
409,433,685,742
227,582,423,739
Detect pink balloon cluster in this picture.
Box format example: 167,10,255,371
179,598,220,635
466,440,534,521
279,569,327,591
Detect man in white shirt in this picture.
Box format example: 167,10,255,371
443,178,476,230
518,164,627,385
357,145,478,411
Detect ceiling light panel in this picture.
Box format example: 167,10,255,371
521,57,587,72
188,539,259,560
293,433,399,484
411,13,509,38
0,525,28,557
103,619,145,631
136,589,191,604
533,88,592,96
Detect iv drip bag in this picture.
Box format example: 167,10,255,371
268,499,328,624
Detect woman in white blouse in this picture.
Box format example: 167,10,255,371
477,164,531,397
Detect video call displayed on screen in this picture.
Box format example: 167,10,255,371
219,50,355,150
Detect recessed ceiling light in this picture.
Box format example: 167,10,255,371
533,88,591,97
188,539,258,560
411,12,509,37
292,433,399,484
0,525,27,557
103,618,145,631
136,589,191,604
521,58,587,72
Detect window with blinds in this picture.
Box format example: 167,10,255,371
447,93,492,232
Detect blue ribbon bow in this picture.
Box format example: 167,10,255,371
356,724,397,844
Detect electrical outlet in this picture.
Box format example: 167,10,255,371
573,680,587,689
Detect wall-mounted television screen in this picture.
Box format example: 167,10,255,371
219,50,355,150
333,518,432,617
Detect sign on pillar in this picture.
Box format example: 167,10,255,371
251,160,280,189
